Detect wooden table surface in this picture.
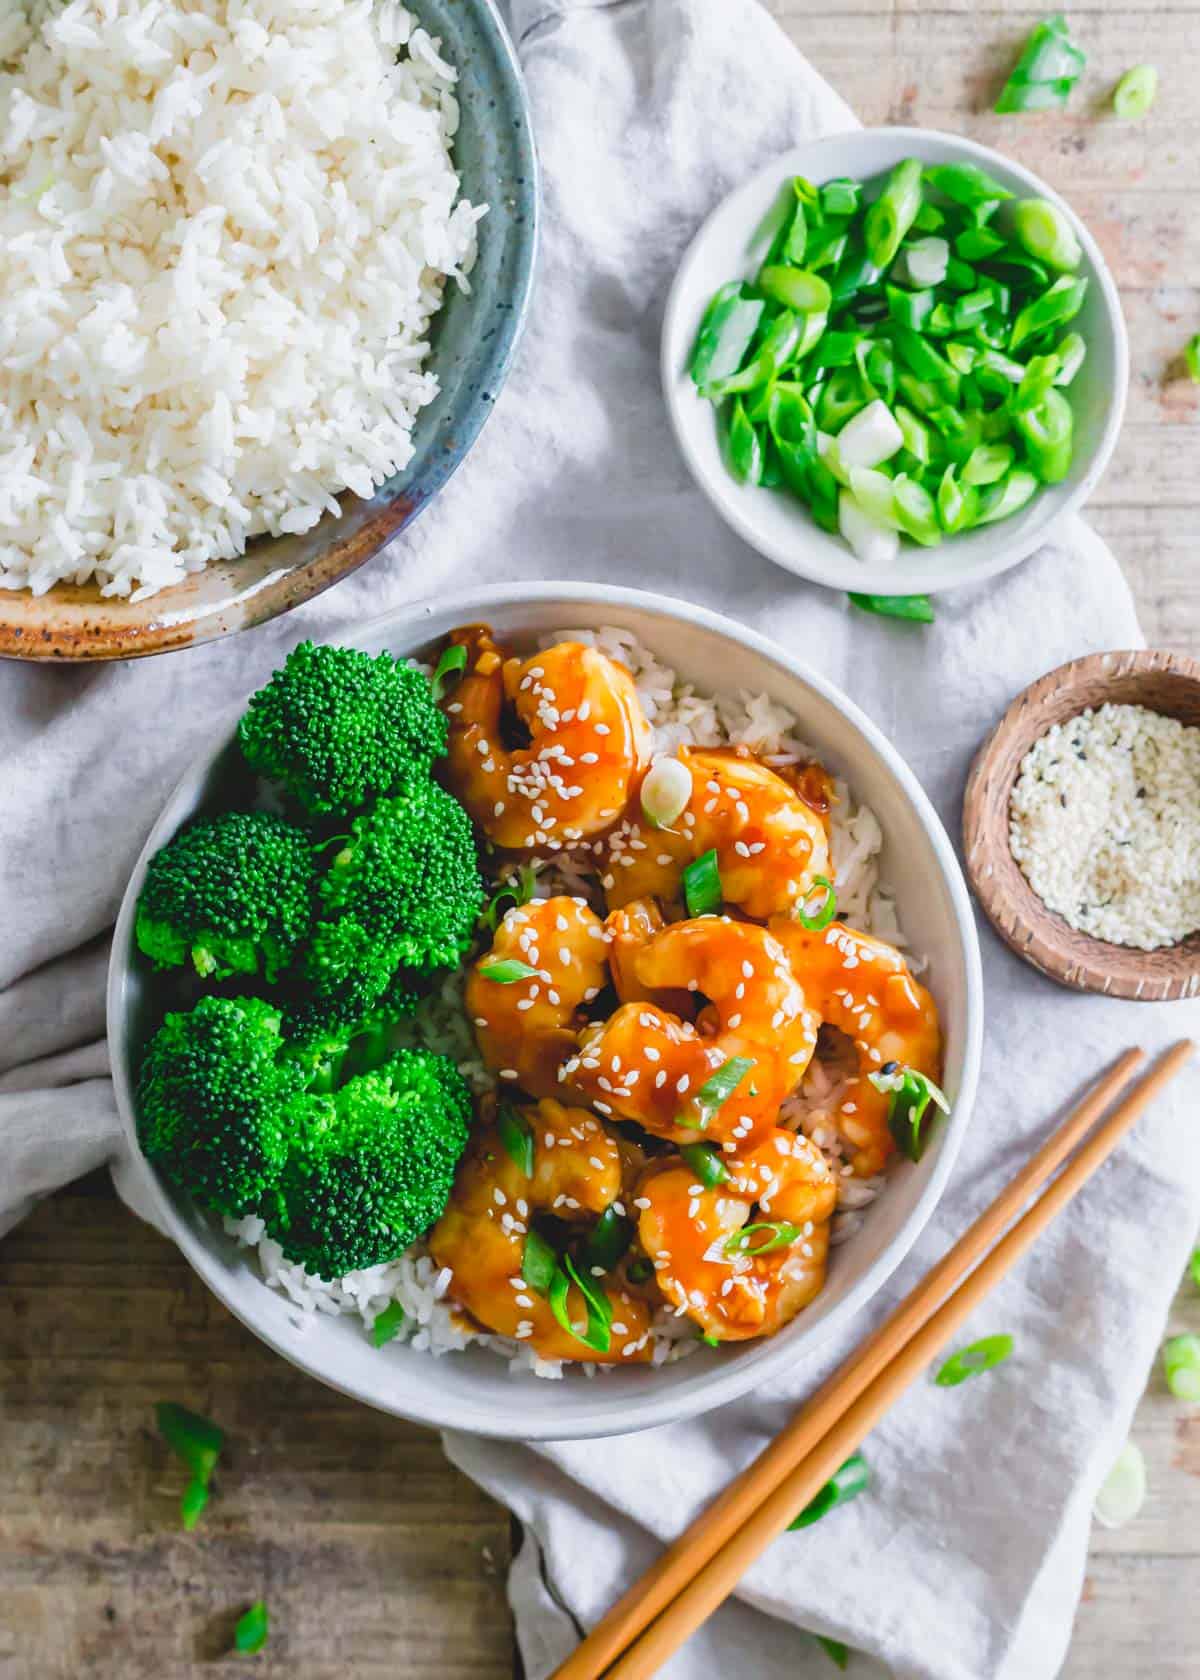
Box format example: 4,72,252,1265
3,4,1199,1677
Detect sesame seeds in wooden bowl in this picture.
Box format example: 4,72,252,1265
963,650,1200,1001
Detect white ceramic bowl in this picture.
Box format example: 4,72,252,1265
107,583,983,1440
662,127,1128,597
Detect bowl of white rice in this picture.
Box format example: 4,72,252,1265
108,582,983,1440
0,0,537,659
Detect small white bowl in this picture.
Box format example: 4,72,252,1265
107,583,983,1441
662,127,1128,597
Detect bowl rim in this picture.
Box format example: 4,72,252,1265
661,124,1129,597
963,647,1200,1000
106,580,985,1439
0,0,540,664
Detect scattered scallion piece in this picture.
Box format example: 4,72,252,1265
680,1142,729,1188
787,1451,870,1529
522,1228,559,1296
868,1063,950,1161
1013,197,1082,274
582,1205,635,1273
690,284,764,388
627,1256,655,1285
725,1220,804,1256
1113,64,1158,120
689,1056,755,1130
1191,1248,1200,1288
1162,1333,1200,1401
497,1104,535,1177
550,1254,613,1354
682,848,722,916
640,756,692,829
480,864,538,932
479,958,539,984
156,1402,224,1532
815,1635,850,1670
935,1333,1014,1387
234,1601,270,1656
1093,1440,1147,1530
864,157,923,269
370,1301,406,1348
847,592,935,624
995,14,1086,113
1184,336,1200,384
796,873,837,932
430,642,467,702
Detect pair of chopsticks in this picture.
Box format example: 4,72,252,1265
552,1040,1193,1680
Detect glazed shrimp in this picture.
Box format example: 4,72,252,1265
602,745,831,920
770,919,942,1176
429,1099,653,1364
636,1129,837,1341
439,626,653,851
564,919,819,1148
465,896,609,1098
604,898,696,1019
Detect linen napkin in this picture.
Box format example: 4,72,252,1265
1,1,1196,1677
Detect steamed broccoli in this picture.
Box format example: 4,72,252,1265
135,810,315,983
309,777,483,986
237,641,448,815
281,966,421,1091
137,996,311,1218
263,1048,472,1277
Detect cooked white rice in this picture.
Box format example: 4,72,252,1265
227,630,914,1376
0,0,484,598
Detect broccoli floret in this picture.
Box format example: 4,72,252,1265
310,777,483,982
281,966,421,1091
263,1048,472,1277
237,641,448,816
137,996,311,1218
135,810,315,984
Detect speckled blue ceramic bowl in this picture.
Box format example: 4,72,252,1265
1,0,538,661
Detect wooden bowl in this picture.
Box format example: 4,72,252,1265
963,649,1200,1001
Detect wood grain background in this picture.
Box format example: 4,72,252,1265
3,2,1199,1675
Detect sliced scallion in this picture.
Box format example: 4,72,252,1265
869,1063,950,1161
680,1142,729,1188
835,398,904,469
690,284,764,388
550,1254,613,1354
815,1635,850,1670
627,1256,655,1285
995,13,1087,114
430,642,467,702
787,1451,870,1529
725,1219,804,1256
847,591,935,624
497,1104,535,1177
479,958,539,984
582,1205,635,1273
1113,64,1158,120
480,864,538,931
682,848,721,916
1013,197,1082,274
522,1228,559,1296
796,873,837,931
234,1602,270,1656
1185,336,1200,384
640,756,692,829
369,1301,406,1348
690,1056,755,1130
863,157,923,269
1093,1440,1147,1530
156,1402,224,1531
1163,1333,1200,1401
935,1333,1014,1387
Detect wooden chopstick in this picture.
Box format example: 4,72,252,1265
599,1040,1193,1680
551,1045,1148,1680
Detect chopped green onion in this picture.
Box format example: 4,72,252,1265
640,756,692,829
835,398,904,469
497,1104,535,1177
690,284,764,388
935,1333,1014,1387
430,642,467,702
1053,332,1086,385
682,848,722,916
690,1056,756,1130
937,465,976,536
848,592,935,624
923,162,1013,209
895,403,933,464
1014,389,1074,483
787,1451,870,1529
481,864,538,931
887,283,936,333
680,1142,729,1188
180,1476,210,1532
955,225,1006,263
705,311,805,400
892,475,942,547
758,266,832,316
1093,1440,1147,1530
821,177,861,218
627,1256,655,1285
1185,336,1200,384
864,157,923,269
893,324,959,389
796,873,837,931
838,489,899,566
962,442,1014,486
902,235,949,288
370,1301,406,1348
726,397,764,485
549,1254,612,1354
582,1205,635,1273
479,958,539,984
522,1228,559,1295
234,1602,270,1656
1010,274,1087,353
995,13,1087,114
976,468,1040,525
725,1219,804,1256
1192,1248,1200,1288
1163,1333,1200,1401
1013,353,1061,412
1113,64,1158,120
815,1635,850,1670
869,1064,950,1162
156,1403,224,1531
1013,198,1082,273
